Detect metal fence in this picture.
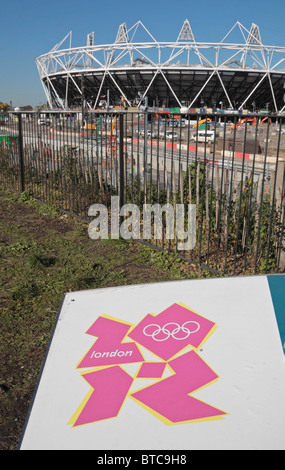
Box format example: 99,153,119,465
1,110,285,276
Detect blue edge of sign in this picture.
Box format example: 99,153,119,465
267,274,285,355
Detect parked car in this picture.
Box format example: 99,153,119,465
140,129,158,139
38,119,50,126
147,130,158,139
166,132,178,141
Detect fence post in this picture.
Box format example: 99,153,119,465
18,113,25,193
119,112,124,218
276,161,285,270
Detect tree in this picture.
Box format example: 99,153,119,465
0,102,9,111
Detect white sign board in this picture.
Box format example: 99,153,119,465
19,275,285,450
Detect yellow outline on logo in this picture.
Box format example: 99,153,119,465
128,351,229,425
68,365,135,428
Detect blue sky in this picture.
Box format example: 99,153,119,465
0,0,284,107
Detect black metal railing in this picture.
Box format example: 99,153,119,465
0,110,284,275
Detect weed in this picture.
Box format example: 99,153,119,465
11,281,41,301
18,191,33,203
27,252,56,268
8,241,34,253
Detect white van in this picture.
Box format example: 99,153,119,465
192,130,215,144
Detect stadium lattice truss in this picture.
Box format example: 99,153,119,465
36,20,285,112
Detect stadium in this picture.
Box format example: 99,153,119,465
36,20,285,113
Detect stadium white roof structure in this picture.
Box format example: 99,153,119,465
36,20,285,112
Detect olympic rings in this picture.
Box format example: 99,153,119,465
143,321,200,342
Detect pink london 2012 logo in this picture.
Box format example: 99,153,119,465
68,303,228,427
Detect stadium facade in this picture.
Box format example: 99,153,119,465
36,20,285,113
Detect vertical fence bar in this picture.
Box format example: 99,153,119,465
18,113,25,193
254,118,270,273
265,118,281,272
119,112,124,217
223,115,237,274
276,159,285,271
243,118,259,273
